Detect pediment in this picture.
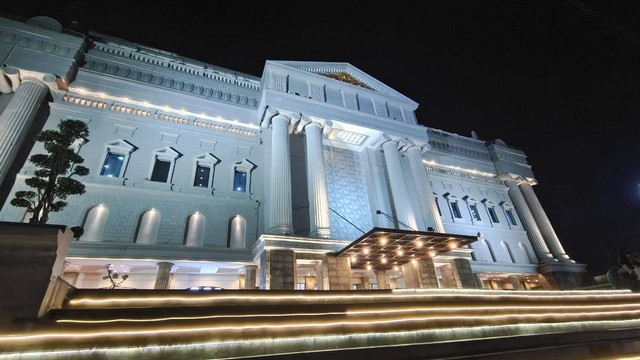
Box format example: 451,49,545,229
267,61,417,105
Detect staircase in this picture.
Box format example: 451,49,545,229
1,288,640,359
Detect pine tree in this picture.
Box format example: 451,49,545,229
10,119,89,230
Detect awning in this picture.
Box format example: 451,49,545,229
336,227,478,271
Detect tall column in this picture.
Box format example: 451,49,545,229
242,265,258,290
518,178,571,261
303,121,331,238
268,114,294,235
0,71,51,187
503,178,555,263
382,140,418,230
375,270,388,290
360,276,370,289
154,262,174,289
406,145,445,232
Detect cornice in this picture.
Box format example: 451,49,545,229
0,19,86,61
81,52,260,109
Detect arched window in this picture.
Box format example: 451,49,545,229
519,242,535,264
501,241,515,263
134,209,161,244
80,205,109,242
227,215,246,249
484,240,497,262
183,212,205,247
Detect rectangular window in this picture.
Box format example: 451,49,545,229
469,204,482,221
505,209,518,226
435,197,442,216
296,283,305,290
233,170,247,192
451,201,462,219
488,207,500,223
193,164,211,187
100,151,124,177
150,158,171,182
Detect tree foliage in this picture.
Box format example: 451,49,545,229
10,119,89,224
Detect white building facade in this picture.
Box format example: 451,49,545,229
0,16,588,291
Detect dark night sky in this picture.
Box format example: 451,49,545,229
4,0,640,276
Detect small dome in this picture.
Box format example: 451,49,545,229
26,16,63,32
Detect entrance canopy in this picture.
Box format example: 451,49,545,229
336,227,478,271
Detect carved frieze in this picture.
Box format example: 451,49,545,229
0,27,79,59
82,57,260,108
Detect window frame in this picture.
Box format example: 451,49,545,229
191,153,220,189
147,147,182,183
230,159,256,193
99,140,137,179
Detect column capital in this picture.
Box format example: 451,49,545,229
371,133,409,151
496,172,537,186
242,264,259,273
260,107,301,133
403,139,431,154
3,67,58,92
156,261,175,272
294,115,332,134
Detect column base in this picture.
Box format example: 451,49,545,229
267,226,294,236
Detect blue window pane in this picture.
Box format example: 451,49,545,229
193,165,210,187
488,207,500,223
100,152,124,177
150,159,171,182
233,170,247,192
470,204,481,221
451,202,462,218
506,209,518,226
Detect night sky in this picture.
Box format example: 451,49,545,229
4,1,639,276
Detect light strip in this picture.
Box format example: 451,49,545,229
2,319,640,359
55,303,640,324
69,87,260,130
4,309,640,343
423,160,496,178
68,291,640,307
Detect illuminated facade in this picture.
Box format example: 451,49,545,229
0,16,588,291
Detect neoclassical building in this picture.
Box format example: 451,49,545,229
0,15,588,291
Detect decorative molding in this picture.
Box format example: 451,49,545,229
90,41,260,90
425,164,503,186
62,94,258,138
0,27,79,59
82,56,260,108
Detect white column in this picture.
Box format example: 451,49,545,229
304,121,331,238
0,72,50,187
268,114,294,235
503,178,555,263
406,145,445,232
518,178,571,261
154,262,174,289
382,140,418,230
242,265,258,290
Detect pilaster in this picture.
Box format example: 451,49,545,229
381,137,417,230
406,144,445,232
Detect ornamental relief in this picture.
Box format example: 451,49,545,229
82,58,259,108
0,28,76,57
428,140,492,161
